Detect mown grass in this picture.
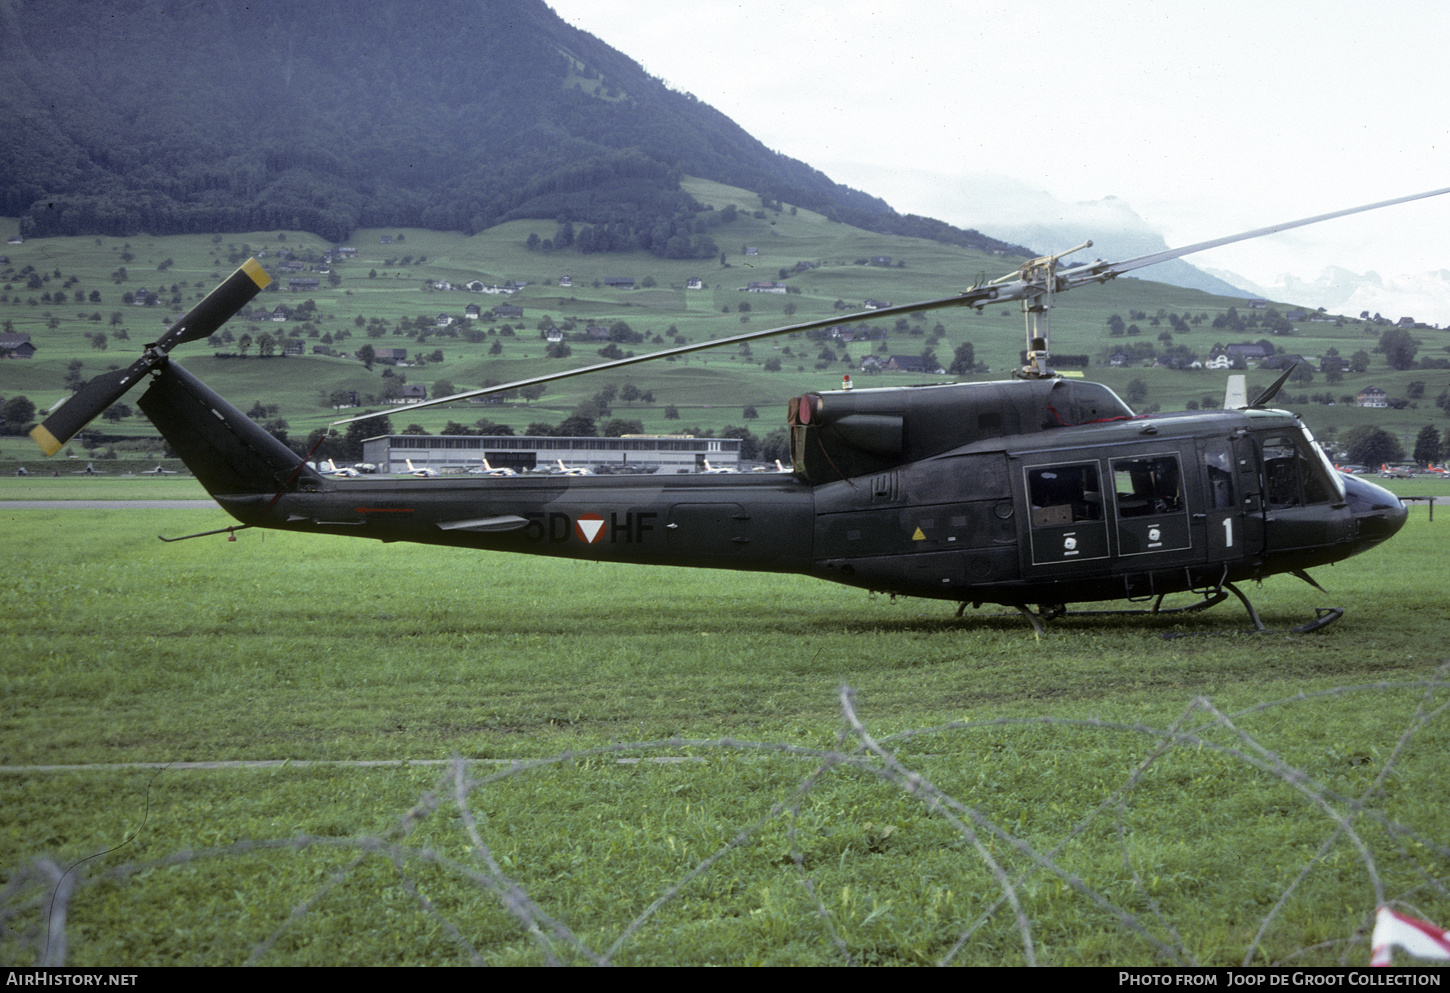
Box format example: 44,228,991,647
1,508,1446,966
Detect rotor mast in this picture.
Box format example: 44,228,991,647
994,239,1092,379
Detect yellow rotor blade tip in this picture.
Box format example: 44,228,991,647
240,257,271,290
30,423,62,456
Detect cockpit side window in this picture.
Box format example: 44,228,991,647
1203,445,1235,509
1261,433,1335,508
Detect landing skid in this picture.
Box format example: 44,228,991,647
963,579,1344,636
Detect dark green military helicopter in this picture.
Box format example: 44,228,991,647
32,189,1443,633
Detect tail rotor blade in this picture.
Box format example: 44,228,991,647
29,258,270,456
155,258,271,349
31,358,152,455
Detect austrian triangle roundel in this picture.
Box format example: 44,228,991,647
575,513,606,544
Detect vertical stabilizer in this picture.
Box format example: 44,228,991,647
138,360,319,496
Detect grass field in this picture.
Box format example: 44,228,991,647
1,504,1446,966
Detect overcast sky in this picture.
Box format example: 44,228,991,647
546,0,1450,324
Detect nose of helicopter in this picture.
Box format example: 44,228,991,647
1341,473,1409,549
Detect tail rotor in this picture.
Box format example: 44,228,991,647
30,259,270,455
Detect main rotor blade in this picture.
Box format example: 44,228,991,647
30,258,270,455
332,285,1005,426
1067,186,1450,285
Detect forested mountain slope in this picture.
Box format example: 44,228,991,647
0,0,1026,258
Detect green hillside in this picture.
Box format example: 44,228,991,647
0,0,1019,259
2,183,1447,466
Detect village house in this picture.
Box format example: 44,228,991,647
882,355,944,374
1225,342,1274,364
1357,386,1388,408
0,332,36,359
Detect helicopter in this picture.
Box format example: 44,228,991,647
29,189,1443,633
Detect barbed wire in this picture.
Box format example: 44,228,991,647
3,669,1447,967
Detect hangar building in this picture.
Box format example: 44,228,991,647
361,433,742,474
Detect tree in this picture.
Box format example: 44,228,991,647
1375,328,1419,370
1,395,35,431
948,341,976,376
1125,379,1149,405
664,405,680,420
1342,425,1404,466
555,413,597,437
1413,425,1443,466
337,414,390,461
357,343,376,370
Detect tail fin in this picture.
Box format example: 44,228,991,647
138,360,319,496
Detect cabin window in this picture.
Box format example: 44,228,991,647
1027,463,1103,526
1112,455,1184,518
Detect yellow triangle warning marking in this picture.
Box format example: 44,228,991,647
911,527,926,541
